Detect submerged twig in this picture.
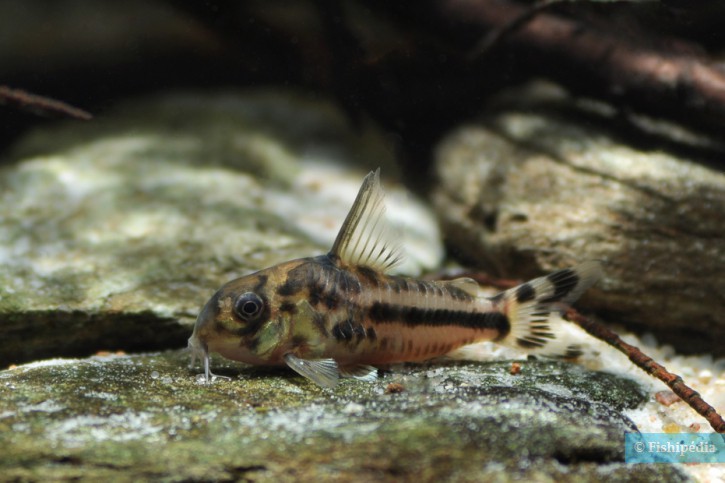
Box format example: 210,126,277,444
468,0,560,60
0,85,92,120
564,308,725,434
442,0,725,140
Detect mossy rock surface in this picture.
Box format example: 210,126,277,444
0,352,686,482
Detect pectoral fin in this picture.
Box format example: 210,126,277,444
283,353,340,388
252,319,289,358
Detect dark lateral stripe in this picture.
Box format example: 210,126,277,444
540,268,579,303
368,302,510,333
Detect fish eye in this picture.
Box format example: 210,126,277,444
233,292,264,321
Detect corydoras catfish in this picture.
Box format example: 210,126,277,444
188,169,601,387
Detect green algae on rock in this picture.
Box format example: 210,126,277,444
0,90,443,367
0,351,686,482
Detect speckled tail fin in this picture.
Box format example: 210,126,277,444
496,261,602,357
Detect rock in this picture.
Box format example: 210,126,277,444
433,83,725,355
0,90,442,366
0,352,687,481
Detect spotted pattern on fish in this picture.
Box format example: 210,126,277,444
541,269,579,304
188,169,602,389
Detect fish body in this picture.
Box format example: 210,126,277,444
189,170,601,387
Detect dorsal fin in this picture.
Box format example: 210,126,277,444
444,277,480,298
329,169,402,272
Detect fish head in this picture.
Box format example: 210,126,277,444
188,260,304,367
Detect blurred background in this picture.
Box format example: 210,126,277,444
3,0,725,181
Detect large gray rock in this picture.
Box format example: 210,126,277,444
0,90,442,366
433,85,725,355
0,351,686,482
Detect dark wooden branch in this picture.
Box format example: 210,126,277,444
0,86,92,121
564,308,725,434
468,0,560,60
440,0,725,138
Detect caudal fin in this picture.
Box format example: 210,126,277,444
496,261,602,358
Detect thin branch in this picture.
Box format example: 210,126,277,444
0,85,92,120
564,308,725,434
468,0,561,60
442,0,725,138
